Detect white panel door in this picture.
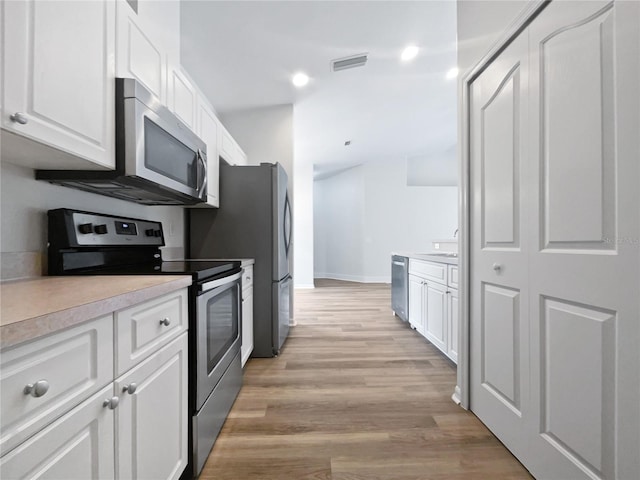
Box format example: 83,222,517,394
470,31,531,463
115,333,188,480
527,1,639,478
470,1,640,479
2,0,115,169
424,281,448,353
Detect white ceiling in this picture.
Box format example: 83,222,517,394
181,1,458,175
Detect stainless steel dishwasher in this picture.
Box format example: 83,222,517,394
391,255,408,321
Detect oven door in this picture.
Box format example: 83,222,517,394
195,271,242,410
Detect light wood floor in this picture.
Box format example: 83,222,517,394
199,280,532,479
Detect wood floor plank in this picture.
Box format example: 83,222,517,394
199,280,532,479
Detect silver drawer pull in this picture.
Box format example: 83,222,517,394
24,380,50,398
246,277,251,282
122,383,137,395
10,112,28,125
492,263,502,272
103,396,119,410
159,318,171,326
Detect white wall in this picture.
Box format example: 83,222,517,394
314,165,365,281
292,158,314,288
0,162,185,276
315,159,458,283
220,105,294,184
456,0,530,75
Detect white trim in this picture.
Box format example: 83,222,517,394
294,284,315,290
458,0,550,411
314,273,390,284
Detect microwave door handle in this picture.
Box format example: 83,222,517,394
197,149,207,199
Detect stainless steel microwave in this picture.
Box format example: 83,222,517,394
36,78,207,205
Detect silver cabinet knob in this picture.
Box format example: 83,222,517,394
246,277,251,282
24,380,50,398
492,263,502,272
159,318,171,326
10,112,28,125
122,383,137,395
103,396,119,409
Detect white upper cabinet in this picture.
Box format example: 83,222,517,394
168,68,197,131
115,0,179,105
193,96,220,207
218,123,248,166
1,0,115,170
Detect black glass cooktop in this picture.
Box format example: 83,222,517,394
91,260,241,282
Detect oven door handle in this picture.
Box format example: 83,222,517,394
199,271,242,293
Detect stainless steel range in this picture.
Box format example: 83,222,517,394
47,208,242,478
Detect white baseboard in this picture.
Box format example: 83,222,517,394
315,272,391,284
294,284,315,289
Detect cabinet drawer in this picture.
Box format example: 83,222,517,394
448,265,459,289
0,315,113,456
409,259,448,286
115,289,187,376
242,265,253,298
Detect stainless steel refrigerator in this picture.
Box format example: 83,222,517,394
189,162,292,357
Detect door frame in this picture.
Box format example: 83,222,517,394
456,0,550,409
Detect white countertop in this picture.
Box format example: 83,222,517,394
0,275,192,349
392,252,459,265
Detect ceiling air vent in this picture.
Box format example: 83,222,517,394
332,53,368,72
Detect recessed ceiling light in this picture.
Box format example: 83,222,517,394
292,72,309,87
446,67,459,79
401,45,419,62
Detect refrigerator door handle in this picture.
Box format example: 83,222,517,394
284,192,292,255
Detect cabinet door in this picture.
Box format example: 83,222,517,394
218,126,236,164
168,68,196,131
424,281,447,353
0,384,115,480
0,314,113,456
408,274,424,335
241,290,254,367
2,0,115,169
196,99,220,207
116,333,188,480
115,0,166,103
447,288,459,364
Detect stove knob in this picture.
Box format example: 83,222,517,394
145,228,155,237
94,224,108,235
78,223,93,234
154,229,162,237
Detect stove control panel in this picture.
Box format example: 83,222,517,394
68,211,164,246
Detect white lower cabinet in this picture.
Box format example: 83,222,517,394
446,288,459,363
0,384,116,480
408,274,425,336
408,260,458,364
0,288,189,480
241,265,254,367
424,281,448,353
116,333,188,480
